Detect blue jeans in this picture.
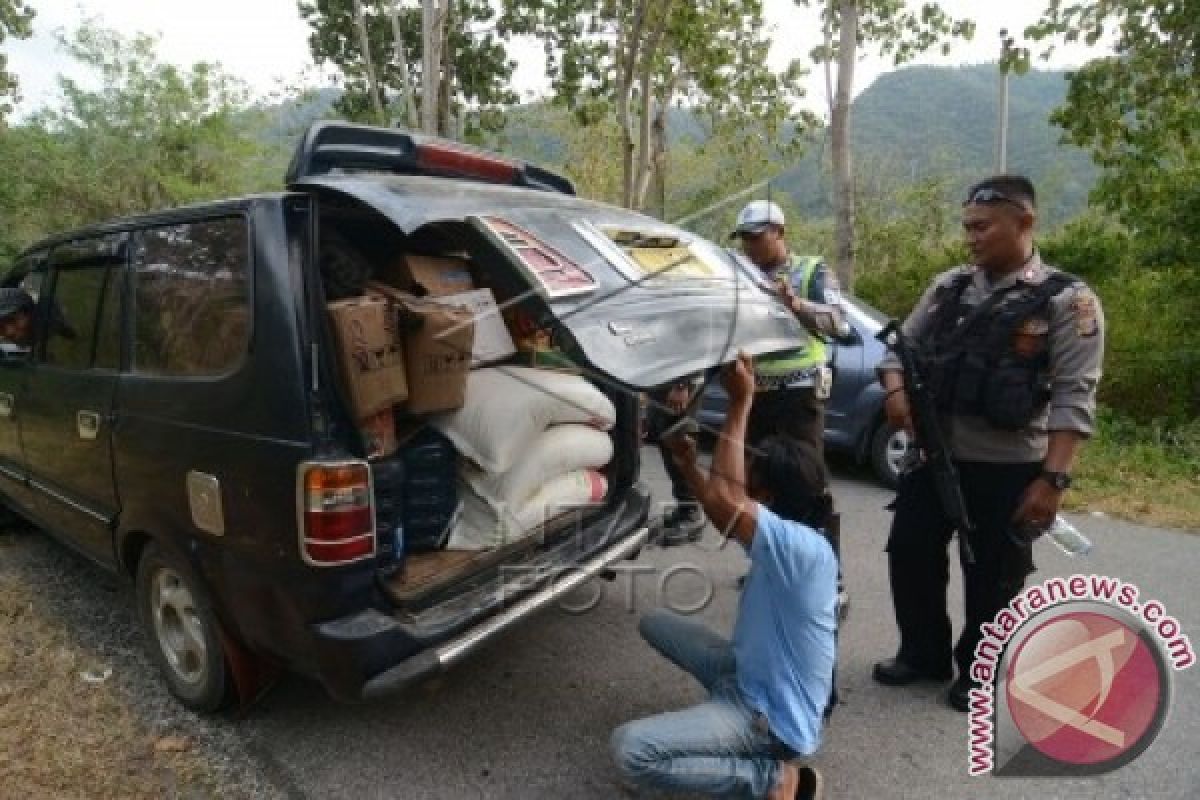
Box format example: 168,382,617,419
611,610,789,798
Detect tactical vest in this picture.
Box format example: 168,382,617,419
756,255,829,379
923,269,1078,431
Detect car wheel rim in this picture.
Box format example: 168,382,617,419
150,568,208,687
886,429,912,477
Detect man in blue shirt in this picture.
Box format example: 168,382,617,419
611,353,837,800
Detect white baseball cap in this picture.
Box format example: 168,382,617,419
730,200,786,238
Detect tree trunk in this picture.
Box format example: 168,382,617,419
629,1,675,211
421,0,440,133
831,0,858,290
651,95,669,219
352,0,386,122
388,0,420,128
438,1,454,137
633,66,655,211
615,0,649,209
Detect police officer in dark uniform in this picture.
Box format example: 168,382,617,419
871,175,1105,711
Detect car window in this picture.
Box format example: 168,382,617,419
133,217,250,376
43,265,111,369
94,264,125,370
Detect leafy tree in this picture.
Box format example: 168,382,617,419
500,0,809,212
298,0,517,136
0,22,270,257
0,0,34,125
795,0,974,288
1026,0,1200,263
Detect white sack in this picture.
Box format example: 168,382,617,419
446,469,609,551
463,424,613,507
431,367,616,474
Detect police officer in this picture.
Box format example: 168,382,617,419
871,175,1105,712
730,200,850,455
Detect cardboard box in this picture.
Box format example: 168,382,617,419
361,407,398,459
377,254,475,297
428,289,516,367
327,296,408,418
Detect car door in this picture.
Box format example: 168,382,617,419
0,254,48,518
20,234,127,567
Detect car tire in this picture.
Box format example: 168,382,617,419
136,542,233,712
870,422,911,489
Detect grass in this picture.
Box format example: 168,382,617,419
1066,411,1200,530
0,538,224,799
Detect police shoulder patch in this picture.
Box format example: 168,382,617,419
1070,289,1099,337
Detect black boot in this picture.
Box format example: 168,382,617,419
872,656,953,686
653,504,706,546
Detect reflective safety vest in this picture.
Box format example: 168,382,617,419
756,255,829,380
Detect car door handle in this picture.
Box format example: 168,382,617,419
77,410,102,440
0,393,13,419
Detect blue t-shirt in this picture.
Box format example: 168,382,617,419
732,504,838,756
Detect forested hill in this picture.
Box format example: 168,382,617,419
841,63,1096,223
488,64,1097,226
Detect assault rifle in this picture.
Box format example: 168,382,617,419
877,321,975,564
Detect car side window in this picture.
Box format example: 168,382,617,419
43,265,110,369
41,236,125,371
133,217,250,377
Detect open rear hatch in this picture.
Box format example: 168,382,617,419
293,176,808,390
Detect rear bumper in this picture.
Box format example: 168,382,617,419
308,489,650,702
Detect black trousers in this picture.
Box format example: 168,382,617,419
647,388,697,504
886,461,1041,678
747,386,825,460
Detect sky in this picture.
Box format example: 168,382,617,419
7,0,1109,120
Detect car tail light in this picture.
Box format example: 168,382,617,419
415,142,519,184
298,461,375,566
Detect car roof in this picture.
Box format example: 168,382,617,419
15,193,290,260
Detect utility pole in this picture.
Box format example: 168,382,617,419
996,29,1012,174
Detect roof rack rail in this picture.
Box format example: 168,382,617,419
285,121,575,196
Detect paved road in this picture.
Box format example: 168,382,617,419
231,449,1199,799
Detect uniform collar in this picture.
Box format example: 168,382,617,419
973,251,1047,291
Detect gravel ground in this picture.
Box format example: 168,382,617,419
0,521,283,799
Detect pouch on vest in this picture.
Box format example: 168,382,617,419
981,358,1051,431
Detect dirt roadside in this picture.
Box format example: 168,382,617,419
0,525,283,799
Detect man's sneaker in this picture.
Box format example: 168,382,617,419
653,505,705,546
796,764,824,800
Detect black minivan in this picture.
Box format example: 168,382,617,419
0,123,807,711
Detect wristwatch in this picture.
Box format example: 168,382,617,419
1040,470,1073,491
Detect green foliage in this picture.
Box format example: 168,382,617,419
0,0,34,124
298,0,516,133
0,22,273,260
499,0,809,209
798,0,976,66
1026,0,1200,262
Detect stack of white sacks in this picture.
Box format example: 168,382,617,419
432,367,617,550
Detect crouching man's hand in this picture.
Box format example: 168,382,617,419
721,352,756,410
663,429,698,469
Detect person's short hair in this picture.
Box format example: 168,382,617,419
965,175,1037,210
748,436,833,530
0,288,34,322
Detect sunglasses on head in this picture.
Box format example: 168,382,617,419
964,187,1030,210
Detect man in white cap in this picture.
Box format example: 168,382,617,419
731,200,849,462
